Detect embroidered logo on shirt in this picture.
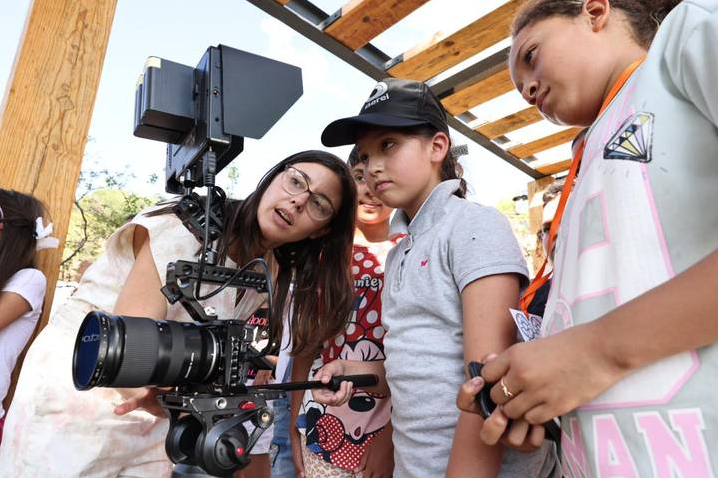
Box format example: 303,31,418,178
420,259,429,267
604,112,654,163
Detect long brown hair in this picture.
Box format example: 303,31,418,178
151,151,357,356
0,189,49,292
512,0,682,47
221,150,357,355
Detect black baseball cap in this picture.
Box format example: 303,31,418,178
321,78,450,147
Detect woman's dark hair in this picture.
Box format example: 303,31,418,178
220,150,356,355
151,151,357,356
0,189,49,292
512,0,682,48
398,124,467,198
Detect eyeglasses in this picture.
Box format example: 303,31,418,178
281,166,335,221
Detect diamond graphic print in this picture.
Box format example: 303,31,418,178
604,112,654,163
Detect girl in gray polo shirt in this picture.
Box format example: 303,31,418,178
315,78,559,477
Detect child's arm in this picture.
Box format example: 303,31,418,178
0,269,44,331
482,247,718,431
358,420,394,476
445,273,520,477
0,292,33,331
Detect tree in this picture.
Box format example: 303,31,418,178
496,196,535,274
60,152,157,281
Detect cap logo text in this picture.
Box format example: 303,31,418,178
364,82,389,110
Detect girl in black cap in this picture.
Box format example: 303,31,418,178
312,79,558,478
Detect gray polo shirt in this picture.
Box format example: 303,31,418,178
382,179,557,477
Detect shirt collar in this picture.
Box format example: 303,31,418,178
389,179,461,237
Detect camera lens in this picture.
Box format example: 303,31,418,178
72,311,221,390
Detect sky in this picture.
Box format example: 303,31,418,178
0,0,558,205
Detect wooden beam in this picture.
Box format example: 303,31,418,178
441,68,514,116
476,107,542,139
387,0,522,81
534,158,572,175
325,0,430,51
508,127,582,159
0,0,117,411
527,176,555,273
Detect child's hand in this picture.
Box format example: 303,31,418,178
456,375,546,452
114,387,169,418
290,427,305,478
481,323,625,425
310,360,354,406
455,375,485,415
480,407,547,452
252,369,273,386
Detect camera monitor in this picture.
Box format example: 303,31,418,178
134,45,303,194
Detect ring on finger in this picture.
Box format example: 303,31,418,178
500,376,515,399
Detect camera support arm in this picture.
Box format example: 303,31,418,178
162,260,268,323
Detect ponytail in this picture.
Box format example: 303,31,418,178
439,145,468,199
513,0,683,47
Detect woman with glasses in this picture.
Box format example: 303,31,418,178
0,150,357,478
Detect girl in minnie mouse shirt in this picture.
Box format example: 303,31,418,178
291,148,398,478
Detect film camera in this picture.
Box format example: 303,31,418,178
72,45,376,477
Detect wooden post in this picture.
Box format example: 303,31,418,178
0,0,118,411
526,176,554,274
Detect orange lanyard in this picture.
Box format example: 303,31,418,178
519,57,645,316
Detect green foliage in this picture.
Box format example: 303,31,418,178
60,189,155,281
496,198,517,217
496,196,535,274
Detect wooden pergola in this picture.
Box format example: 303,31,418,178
247,0,575,180
246,0,567,272
0,0,559,408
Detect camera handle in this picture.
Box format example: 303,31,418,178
162,260,269,323
247,373,379,393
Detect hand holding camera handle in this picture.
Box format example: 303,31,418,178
247,374,378,393
468,362,561,443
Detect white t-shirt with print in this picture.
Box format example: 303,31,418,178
0,268,46,418
542,1,718,476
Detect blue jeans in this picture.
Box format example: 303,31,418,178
270,396,295,478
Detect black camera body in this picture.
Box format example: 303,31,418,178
72,309,281,476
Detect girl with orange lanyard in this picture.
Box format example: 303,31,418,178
457,0,718,476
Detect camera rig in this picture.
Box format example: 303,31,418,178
72,45,377,478
152,190,376,477
129,45,375,477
